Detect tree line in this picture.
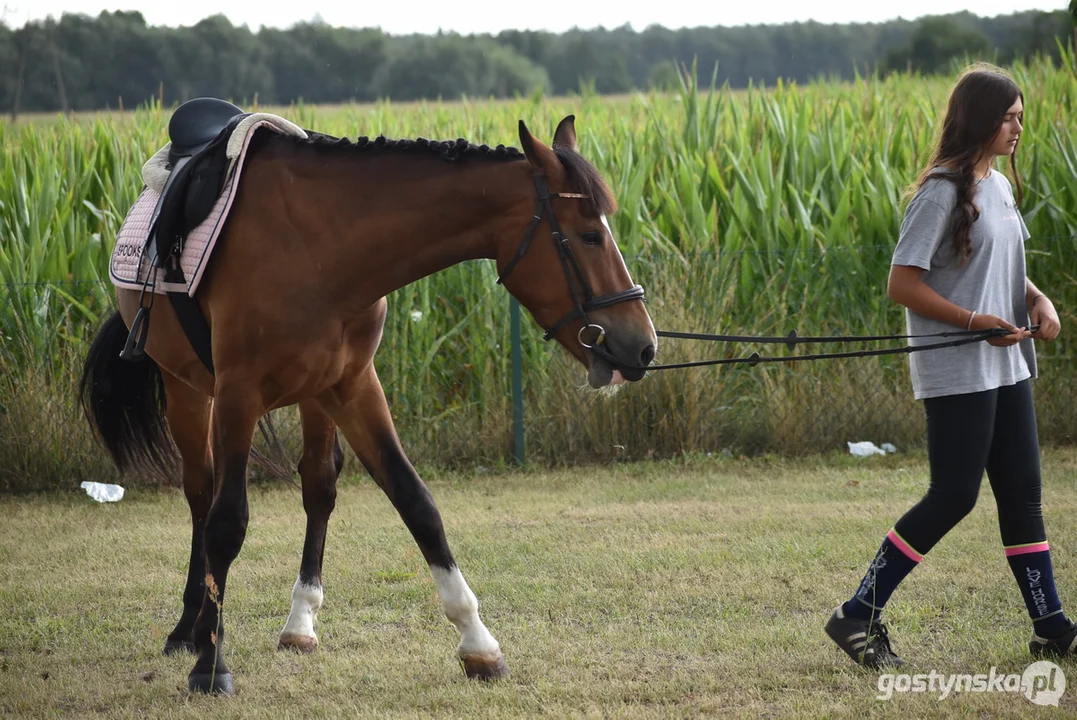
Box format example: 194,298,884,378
2,8,1074,116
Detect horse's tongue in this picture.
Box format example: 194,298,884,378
610,369,625,385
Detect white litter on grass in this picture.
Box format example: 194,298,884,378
80,481,125,502
847,441,897,457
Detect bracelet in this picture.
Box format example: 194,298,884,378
966,310,976,330
1031,294,1046,308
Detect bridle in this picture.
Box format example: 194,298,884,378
495,173,645,346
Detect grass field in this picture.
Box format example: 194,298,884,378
2,448,1076,717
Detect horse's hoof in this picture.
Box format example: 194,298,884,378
460,652,510,681
277,633,318,654
163,638,196,655
188,672,234,695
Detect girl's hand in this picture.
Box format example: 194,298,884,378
969,313,1032,347
1030,296,1061,342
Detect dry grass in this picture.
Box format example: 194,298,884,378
2,448,1077,717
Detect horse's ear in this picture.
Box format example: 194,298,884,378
552,114,578,152
518,120,538,164
518,119,558,171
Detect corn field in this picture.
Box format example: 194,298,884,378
3,55,1077,491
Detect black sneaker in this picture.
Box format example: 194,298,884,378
825,605,906,669
1030,620,1077,658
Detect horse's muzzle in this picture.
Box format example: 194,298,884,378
582,326,656,387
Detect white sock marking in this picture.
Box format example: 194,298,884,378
429,565,501,658
281,577,323,640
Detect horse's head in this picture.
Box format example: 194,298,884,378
495,115,657,389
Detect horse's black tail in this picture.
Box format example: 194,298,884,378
79,310,176,479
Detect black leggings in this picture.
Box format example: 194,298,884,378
893,379,1045,555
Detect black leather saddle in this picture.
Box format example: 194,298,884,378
169,97,245,154
168,97,246,162
121,97,252,373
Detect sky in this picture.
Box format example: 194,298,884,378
3,1,1068,35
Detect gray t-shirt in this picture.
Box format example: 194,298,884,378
890,168,1036,400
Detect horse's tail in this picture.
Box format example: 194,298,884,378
79,310,176,479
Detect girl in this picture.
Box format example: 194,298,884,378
825,64,1070,668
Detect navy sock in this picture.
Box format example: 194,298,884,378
842,530,922,621
1006,543,1071,637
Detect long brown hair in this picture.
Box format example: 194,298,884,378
911,64,1024,263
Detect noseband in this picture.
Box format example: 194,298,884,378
495,174,646,346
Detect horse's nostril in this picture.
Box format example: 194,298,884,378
640,344,656,366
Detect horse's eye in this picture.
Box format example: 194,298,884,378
581,232,602,246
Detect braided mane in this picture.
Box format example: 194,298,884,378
286,129,616,215
295,129,525,162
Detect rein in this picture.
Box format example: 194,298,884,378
495,176,1034,373
620,326,1038,371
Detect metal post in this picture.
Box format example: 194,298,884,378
510,296,525,465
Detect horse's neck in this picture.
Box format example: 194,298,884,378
284,148,532,300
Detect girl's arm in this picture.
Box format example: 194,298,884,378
1026,277,1061,341
887,264,1029,346
1026,278,1048,308
887,264,976,328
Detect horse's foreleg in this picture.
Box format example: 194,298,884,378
317,366,509,680
278,400,343,653
160,371,214,656
187,384,263,695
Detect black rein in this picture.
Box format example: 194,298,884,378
622,325,1040,371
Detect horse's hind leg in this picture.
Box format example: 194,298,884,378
317,365,509,680
278,400,344,653
160,371,214,656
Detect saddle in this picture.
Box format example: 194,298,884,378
121,97,251,374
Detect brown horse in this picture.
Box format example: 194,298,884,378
79,113,657,695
